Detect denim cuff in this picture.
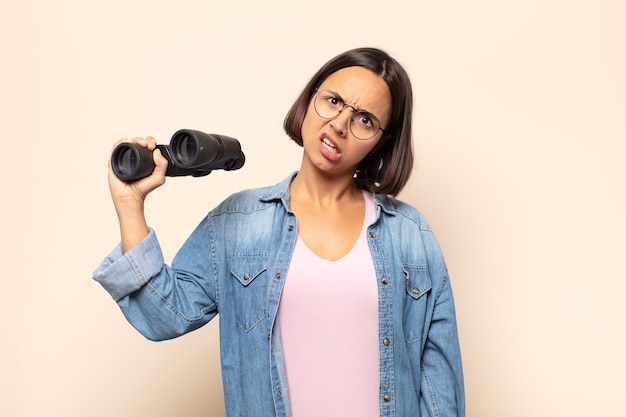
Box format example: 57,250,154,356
92,228,164,301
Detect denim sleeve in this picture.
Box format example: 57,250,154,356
93,228,165,301
420,275,465,417
419,230,465,417
93,223,219,341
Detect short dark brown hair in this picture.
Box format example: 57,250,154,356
283,47,414,197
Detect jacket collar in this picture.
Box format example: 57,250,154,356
259,171,397,216
259,172,298,212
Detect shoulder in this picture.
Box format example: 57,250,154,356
210,186,274,216
373,194,432,233
209,173,295,216
374,194,447,269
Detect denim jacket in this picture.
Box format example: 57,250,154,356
93,173,465,417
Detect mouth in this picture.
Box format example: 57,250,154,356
321,136,340,154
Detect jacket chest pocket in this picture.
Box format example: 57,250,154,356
230,251,269,333
403,265,432,344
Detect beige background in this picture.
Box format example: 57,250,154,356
1,0,624,416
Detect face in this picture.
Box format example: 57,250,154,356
300,66,391,176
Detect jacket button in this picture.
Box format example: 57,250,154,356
288,225,294,231
381,277,389,285
383,394,391,402
243,273,250,281
275,273,281,279
369,231,377,238
383,338,390,346
412,287,420,294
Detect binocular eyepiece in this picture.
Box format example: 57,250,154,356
111,129,245,181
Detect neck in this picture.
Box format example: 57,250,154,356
290,167,361,206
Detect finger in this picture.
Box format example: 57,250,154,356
152,148,169,174
130,136,156,150
142,136,157,150
111,136,158,153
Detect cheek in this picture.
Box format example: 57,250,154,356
301,108,323,140
346,141,379,165
358,138,383,157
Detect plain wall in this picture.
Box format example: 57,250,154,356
1,1,624,416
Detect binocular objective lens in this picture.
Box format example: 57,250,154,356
125,150,138,172
115,147,137,176
176,134,197,166
181,135,198,163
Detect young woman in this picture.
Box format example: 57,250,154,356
94,47,465,417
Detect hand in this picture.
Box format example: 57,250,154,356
107,136,168,252
107,136,168,211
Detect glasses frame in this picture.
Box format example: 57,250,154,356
313,88,385,140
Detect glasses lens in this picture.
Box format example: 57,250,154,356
314,90,381,140
351,111,380,140
314,90,343,119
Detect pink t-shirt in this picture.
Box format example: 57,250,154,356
278,190,379,416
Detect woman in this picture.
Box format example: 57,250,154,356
94,47,465,417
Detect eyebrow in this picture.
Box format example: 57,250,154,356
325,89,378,117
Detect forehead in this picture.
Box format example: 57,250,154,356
318,67,391,118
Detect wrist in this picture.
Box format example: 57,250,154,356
113,195,145,216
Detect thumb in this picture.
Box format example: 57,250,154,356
152,147,169,176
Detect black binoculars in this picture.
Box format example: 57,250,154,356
111,129,245,181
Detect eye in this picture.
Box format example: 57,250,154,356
354,111,375,129
320,92,343,109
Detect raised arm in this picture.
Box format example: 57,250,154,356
107,136,168,253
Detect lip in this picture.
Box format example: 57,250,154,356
319,133,342,161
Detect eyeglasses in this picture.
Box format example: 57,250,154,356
313,88,385,140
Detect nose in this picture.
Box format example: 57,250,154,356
329,108,352,137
